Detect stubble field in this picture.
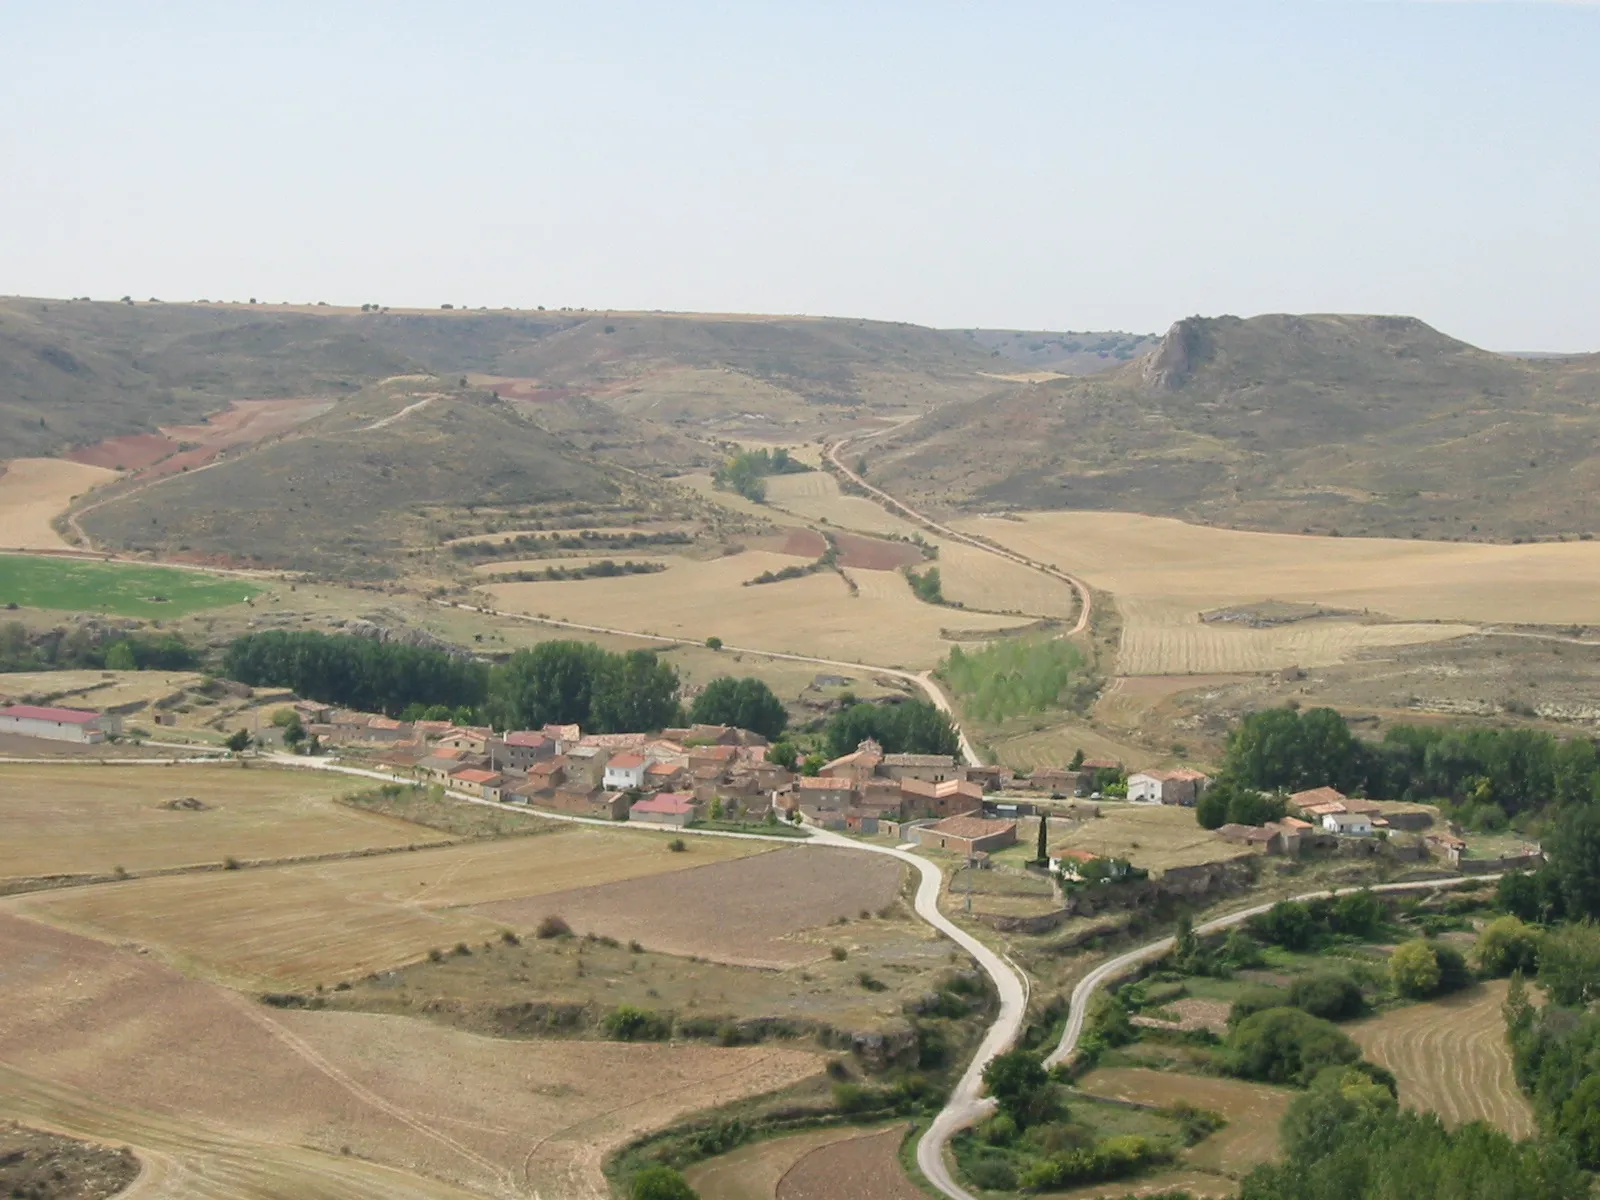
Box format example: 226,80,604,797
957,512,1600,676
1042,804,1254,872
0,764,434,884
774,1125,922,1200
0,458,118,549
1349,979,1535,1138
10,826,767,987
0,912,821,1200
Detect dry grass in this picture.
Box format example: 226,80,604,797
0,459,118,549
0,764,430,884
988,722,1156,775
10,827,767,987
0,668,210,710
474,847,904,967
1036,1170,1238,1199
1045,804,1253,872
686,1124,896,1200
1349,979,1535,1138
762,472,922,536
1075,1067,1291,1174
483,549,1017,670
935,540,1079,619
0,912,821,1200
775,1125,921,1200
957,511,1600,674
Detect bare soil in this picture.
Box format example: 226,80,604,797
0,1123,138,1200
829,533,922,572
775,1125,922,1200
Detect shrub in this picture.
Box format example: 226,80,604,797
966,1159,1017,1191
857,971,887,992
537,915,572,939
1017,1135,1164,1190
1224,1007,1362,1087
830,945,848,961
500,929,520,945
668,838,687,853
1229,986,1291,1027
1288,973,1365,1021
602,1005,672,1042
1389,940,1442,998
630,1164,698,1200
1475,916,1541,977
223,855,241,870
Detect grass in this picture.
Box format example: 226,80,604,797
0,553,256,617
942,637,1089,723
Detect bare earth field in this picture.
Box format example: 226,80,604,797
1350,980,1535,1138
958,511,1600,675
0,459,118,549
1075,1067,1291,1174
0,764,430,883
483,549,1017,669
0,912,821,1200
9,827,766,988
476,847,904,967
775,1125,922,1200
685,1125,898,1200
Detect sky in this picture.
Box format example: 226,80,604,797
2,1,1597,350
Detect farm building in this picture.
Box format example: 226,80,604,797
0,704,121,744
448,768,504,802
1216,823,1289,855
629,792,698,826
1322,811,1373,836
879,753,965,783
1127,768,1210,806
915,814,1017,856
900,777,984,820
603,753,648,790
1024,768,1081,795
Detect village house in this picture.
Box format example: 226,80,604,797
1217,822,1289,855
1127,768,1210,806
492,731,557,772
0,703,121,744
966,764,1014,792
1426,830,1468,865
629,791,699,827
915,814,1017,856
645,760,687,790
843,809,881,835
532,783,628,820
1076,758,1124,796
521,758,567,794
1322,811,1374,837
361,716,412,744
879,752,965,784
437,726,492,754
820,739,885,781
899,777,984,821
686,743,739,773
417,748,476,783
563,743,605,786
1288,786,1348,815
1024,768,1080,796
603,752,648,791
411,719,453,741
541,723,582,749
789,775,857,811
449,768,504,802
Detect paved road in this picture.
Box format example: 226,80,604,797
823,434,1094,637
1045,874,1503,1069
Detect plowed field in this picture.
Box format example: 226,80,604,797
775,1125,921,1200
687,1125,892,1200
1350,980,1534,1137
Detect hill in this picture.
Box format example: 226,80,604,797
864,313,1600,541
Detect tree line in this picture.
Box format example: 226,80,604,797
1,621,199,673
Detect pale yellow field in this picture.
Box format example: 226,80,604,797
936,540,1079,619
0,668,209,710
990,722,1156,775
0,458,118,549
483,549,1017,669
954,511,1600,675
11,826,768,987
762,471,922,536
0,763,435,882
1115,596,1475,675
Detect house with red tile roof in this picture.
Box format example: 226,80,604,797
449,767,504,801
629,791,699,826
603,752,648,791
914,814,1017,856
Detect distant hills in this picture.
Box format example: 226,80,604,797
864,314,1600,541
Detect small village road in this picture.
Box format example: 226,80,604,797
1045,873,1504,1069
822,434,1094,637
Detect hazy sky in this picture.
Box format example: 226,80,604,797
3,2,1596,350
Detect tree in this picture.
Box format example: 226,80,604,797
1538,921,1600,1006
1224,1007,1362,1087
1389,940,1441,998
105,641,137,671
1288,973,1364,1021
800,753,825,777
1474,916,1542,977
704,636,722,650
1331,889,1384,939
1069,748,1085,771
630,1165,698,1200
1547,802,1600,919
1035,815,1048,863
1196,786,1230,830
825,699,958,758
708,797,723,821
224,729,251,752
1557,1074,1600,1169
981,1049,1057,1128
689,676,788,739
767,741,798,770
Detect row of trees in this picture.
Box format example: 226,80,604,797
0,621,199,673
1223,705,1600,821
224,631,490,718
712,447,809,502
485,641,681,733
824,698,960,758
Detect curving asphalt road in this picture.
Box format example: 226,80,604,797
1045,874,1503,1069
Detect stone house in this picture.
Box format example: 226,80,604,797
915,815,1017,856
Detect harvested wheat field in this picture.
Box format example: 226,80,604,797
0,764,439,884
0,667,211,711
962,511,1600,626
483,550,1016,669
775,1125,920,1200
686,1124,900,1200
0,913,821,1200
1047,804,1254,872
1350,979,1534,1138
1037,1171,1238,1199
11,826,767,987
475,847,904,967
992,723,1164,778
1075,1067,1291,1173
0,459,118,549
762,472,921,537
935,540,1079,619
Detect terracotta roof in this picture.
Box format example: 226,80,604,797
1052,847,1100,863
529,760,564,776
690,744,738,761
1300,801,1347,817
1290,786,1347,807
1132,768,1208,782
1279,817,1315,830
631,792,696,815
607,753,646,769
451,768,502,785
1079,757,1122,770
0,704,99,724
929,815,1014,840
646,762,682,776
502,731,550,747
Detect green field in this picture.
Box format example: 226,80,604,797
0,555,257,617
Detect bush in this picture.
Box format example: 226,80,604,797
965,1159,1017,1191
1474,916,1542,977
830,945,848,961
1224,1007,1362,1087
1389,940,1442,998
1229,986,1291,1027
668,838,687,853
602,1005,672,1041
630,1164,698,1200
1288,973,1365,1021
1017,1135,1164,1190
536,915,572,939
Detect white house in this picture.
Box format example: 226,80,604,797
0,704,120,744
603,752,647,791
1127,768,1210,806
1322,811,1374,836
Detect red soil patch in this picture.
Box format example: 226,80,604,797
65,399,332,481
776,1125,921,1200
778,528,829,559
65,433,173,472
831,532,922,572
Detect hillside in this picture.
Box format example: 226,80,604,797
865,314,1600,541
73,379,691,578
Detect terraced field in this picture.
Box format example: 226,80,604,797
1075,1067,1292,1173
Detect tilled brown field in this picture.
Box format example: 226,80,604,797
685,1125,896,1200
0,912,823,1200
1350,980,1535,1138
775,1126,921,1200
475,847,904,967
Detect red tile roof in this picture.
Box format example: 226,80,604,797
607,753,646,769
631,792,696,815
451,768,502,785
1290,786,1347,807
502,731,550,747
0,704,99,724
929,815,1014,840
